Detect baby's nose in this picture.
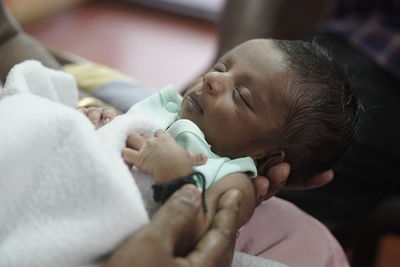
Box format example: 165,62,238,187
203,72,231,96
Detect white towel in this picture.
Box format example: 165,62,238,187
0,61,151,267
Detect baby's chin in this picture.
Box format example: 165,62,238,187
210,143,249,159
180,98,200,121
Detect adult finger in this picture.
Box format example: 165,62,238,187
252,176,270,204
148,184,201,253
266,162,290,183
102,107,117,124
184,190,241,267
284,169,334,189
126,133,144,150
255,162,290,202
189,152,208,166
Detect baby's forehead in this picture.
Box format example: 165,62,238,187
223,39,284,66
257,66,292,102
259,75,293,127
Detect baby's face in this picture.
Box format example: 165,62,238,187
181,39,287,159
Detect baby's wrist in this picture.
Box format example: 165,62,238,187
154,165,192,183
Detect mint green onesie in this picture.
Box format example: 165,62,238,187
127,85,257,189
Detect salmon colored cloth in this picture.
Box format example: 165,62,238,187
235,197,350,267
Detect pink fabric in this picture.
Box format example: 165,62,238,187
235,197,350,267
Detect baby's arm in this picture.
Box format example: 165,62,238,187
205,172,256,231
122,130,255,254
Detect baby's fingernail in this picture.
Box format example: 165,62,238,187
103,118,110,124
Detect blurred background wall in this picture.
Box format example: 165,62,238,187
5,0,222,91
5,0,88,24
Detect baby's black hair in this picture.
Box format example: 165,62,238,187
260,39,359,184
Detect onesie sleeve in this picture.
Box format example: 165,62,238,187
167,119,257,190
127,85,182,132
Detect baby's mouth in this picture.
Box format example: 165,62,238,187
187,92,204,114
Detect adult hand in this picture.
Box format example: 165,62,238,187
105,184,241,267
252,162,334,204
122,130,207,182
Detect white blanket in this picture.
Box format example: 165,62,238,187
0,60,286,267
0,61,152,267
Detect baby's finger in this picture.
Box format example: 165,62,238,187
122,148,139,165
154,129,169,137
76,107,88,115
189,152,208,166
126,133,145,150
87,107,102,128
154,130,175,142
155,130,176,143
102,107,117,124
141,133,155,140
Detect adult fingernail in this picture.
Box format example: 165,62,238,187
230,190,242,202
180,185,199,204
258,179,269,196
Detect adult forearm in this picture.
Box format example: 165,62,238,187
105,185,240,267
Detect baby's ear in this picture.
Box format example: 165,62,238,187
256,150,285,176
272,150,285,165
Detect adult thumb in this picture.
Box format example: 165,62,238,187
148,184,202,252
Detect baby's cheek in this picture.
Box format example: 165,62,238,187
182,78,202,97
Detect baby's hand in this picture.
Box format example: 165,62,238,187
77,106,118,129
122,130,207,182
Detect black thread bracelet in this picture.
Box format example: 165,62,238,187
152,171,207,212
